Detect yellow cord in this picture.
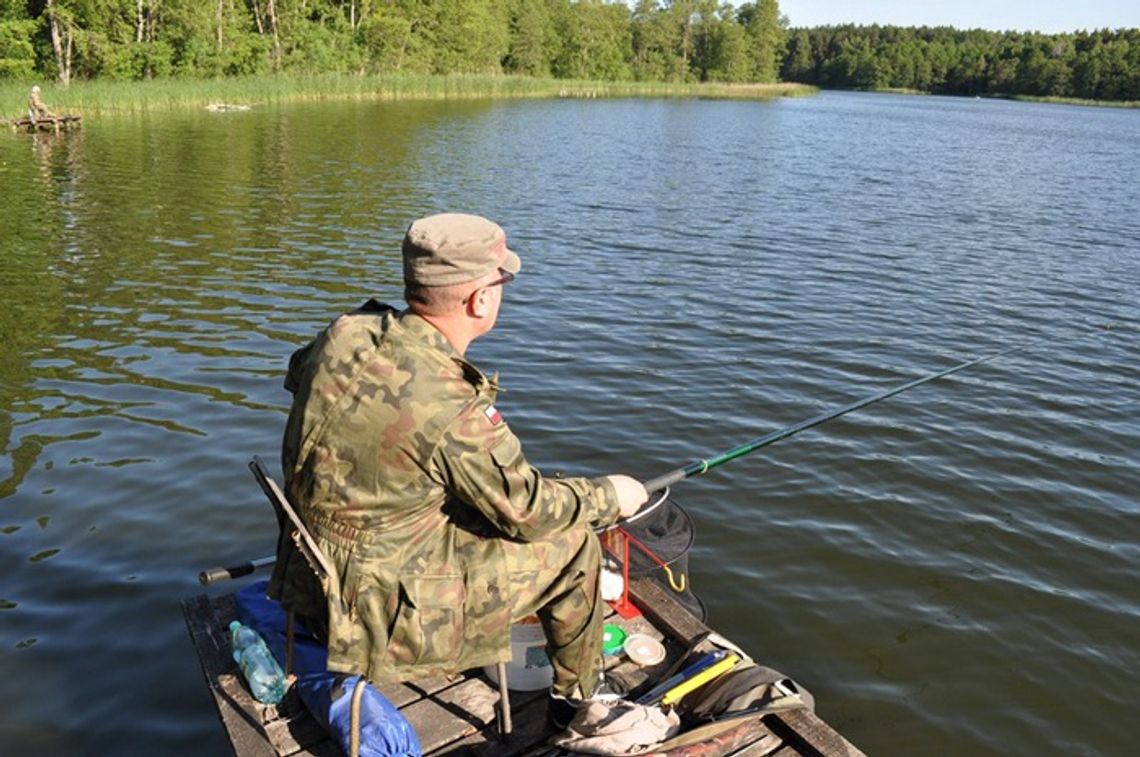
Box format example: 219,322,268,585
663,565,687,592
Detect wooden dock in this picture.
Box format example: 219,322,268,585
5,115,82,133
183,575,865,757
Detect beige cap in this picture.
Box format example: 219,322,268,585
402,213,522,287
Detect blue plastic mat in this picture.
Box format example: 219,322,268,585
234,581,422,757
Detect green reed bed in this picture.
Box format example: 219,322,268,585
874,87,927,96
1,74,816,117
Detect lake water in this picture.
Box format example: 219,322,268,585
1,91,1137,756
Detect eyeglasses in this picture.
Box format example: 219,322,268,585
463,270,515,304
484,270,515,289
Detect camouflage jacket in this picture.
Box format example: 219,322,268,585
268,301,619,681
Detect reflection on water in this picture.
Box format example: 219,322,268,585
0,93,1137,755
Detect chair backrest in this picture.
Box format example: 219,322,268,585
248,455,340,599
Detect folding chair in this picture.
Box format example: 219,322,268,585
247,456,512,756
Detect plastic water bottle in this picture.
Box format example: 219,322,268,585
229,620,286,704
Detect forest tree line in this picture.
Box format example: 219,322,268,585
0,0,785,85
1,2,1138,102
782,25,1140,101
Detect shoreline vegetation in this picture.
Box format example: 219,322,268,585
785,25,1140,105
1,2,1136,116
0,74,816,116
1011,93,1140,108
842,86,1140,108
7,76,1138,119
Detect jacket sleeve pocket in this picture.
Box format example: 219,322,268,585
489,431,522,468
386,574,466,667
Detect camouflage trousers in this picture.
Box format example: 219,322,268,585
503,526,605,699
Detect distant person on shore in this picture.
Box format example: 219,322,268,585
28,86,55,123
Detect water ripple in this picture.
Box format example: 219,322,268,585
0,93,1137,756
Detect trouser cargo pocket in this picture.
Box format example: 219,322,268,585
386,574,466,666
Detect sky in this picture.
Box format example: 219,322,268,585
777,0,1140,34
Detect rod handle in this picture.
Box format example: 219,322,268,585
199,564,249,586
642,469,687,493
198,556,275,586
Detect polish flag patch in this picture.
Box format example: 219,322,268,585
484,405,503,425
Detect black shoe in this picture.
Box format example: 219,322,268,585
546,678,624,731
547,693,578,731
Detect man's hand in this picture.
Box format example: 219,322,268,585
605,475,648,519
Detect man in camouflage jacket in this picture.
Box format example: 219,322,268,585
268,213,646,701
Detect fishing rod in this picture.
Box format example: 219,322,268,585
199,556,274,586
625,343,1028,524
200,344,1027,584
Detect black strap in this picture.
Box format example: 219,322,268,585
355,298,396,314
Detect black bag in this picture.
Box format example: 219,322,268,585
675,663,815,725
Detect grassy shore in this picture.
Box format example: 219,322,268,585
1,73,816,116
874,87,927,96
1011,94,1140,109
864,85,1140,108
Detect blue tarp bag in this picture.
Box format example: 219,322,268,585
234,580,422,757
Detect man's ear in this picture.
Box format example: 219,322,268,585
468,286,490,318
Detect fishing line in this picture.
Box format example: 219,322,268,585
202,340,1051,584
612,341,1039,529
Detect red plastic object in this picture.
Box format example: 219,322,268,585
604,530,642,619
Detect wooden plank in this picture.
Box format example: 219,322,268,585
761,710,866,757
629,577,711,645
425,688,551,756
400,677,501,754
736,745,795,757
380,673,460,709
187,593,335,757
284,739,341,757
263,711,333,756
182,594,278,757
190,592,515,756
725,738,788,756
430,606,675,752
7,115,82,133
649,716,782,757
209,594,293,727
725,733,784,756
186,580,866,757
501,718,783,757
206,594,486,754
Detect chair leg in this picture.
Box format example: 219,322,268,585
496,661,512,736
349,678,368,757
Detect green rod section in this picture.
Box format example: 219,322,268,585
641,345,1022,493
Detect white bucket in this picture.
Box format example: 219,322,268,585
483,617,552,691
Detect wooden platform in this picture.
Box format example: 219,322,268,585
5,115,82,133
183,576,865,757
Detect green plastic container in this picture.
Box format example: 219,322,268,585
602,624,627,655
